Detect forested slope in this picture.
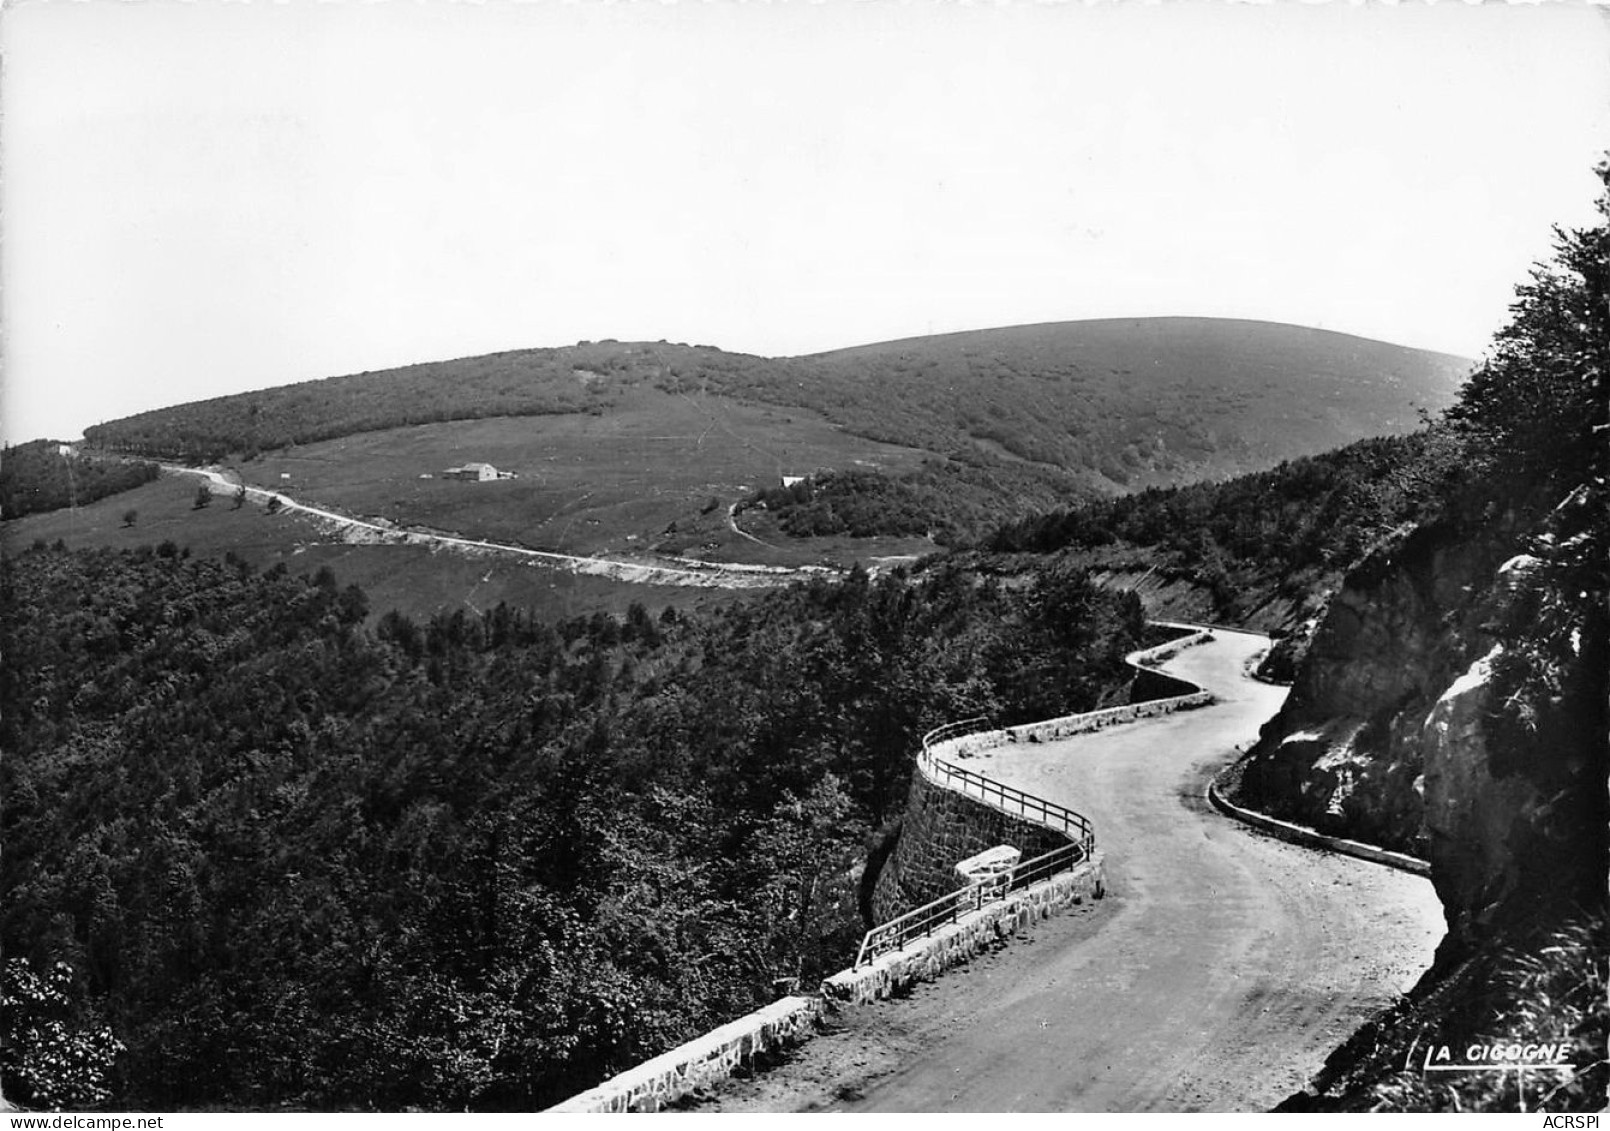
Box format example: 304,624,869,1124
0,442,159,521
979,428,1460,634
1,544,1144,1111
1255,162,1609,1112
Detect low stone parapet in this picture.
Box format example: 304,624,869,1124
1206,779,1430,877
545,621,1215,1113
998,690,1214,746
546,995,823,1112
544,855,1106,1112
825,855,1105,1008
1129,627,1215,667
927,630,1217,762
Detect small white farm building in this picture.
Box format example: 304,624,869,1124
443,462,515,482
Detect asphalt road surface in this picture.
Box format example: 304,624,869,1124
697,628,1445,1113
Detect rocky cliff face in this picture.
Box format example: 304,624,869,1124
1417,645,1543,937
1231,515,1510,857
1231,491,1605,948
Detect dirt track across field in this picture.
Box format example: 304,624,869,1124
691,629,1446,1113
167,465,822,590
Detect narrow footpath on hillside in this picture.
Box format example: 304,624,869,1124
691,629,1446,1113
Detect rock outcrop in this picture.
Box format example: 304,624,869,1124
1230,514,1513,860
1230,490,1605,948
1418,646,1542,936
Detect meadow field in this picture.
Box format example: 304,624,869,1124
1,471,745,624
229,386,937,565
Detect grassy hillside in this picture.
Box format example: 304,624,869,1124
83,321,1470,492
791,318,1469,487
65,319,1469,572
230,387,943,563
0,471,748,627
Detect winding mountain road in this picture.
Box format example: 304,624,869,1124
699,628,1445,1113
167,465,824,590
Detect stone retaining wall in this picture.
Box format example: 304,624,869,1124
870,630,1215,922
871,764,1074,923
546,625,1214,1113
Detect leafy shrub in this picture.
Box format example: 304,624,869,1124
1,959,124,1111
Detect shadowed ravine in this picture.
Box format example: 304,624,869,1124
697,629,1445,1113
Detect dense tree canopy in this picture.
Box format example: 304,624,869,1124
1446,161,1608,489
1,543,1144,1111
977,428,1463,628
1448,161,1609,911
1256,162,1610,1114
0,443,159,520
743,464,1071,545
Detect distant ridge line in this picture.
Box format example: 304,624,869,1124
792,315,1477,366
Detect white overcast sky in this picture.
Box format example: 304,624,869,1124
3,0,1609,443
